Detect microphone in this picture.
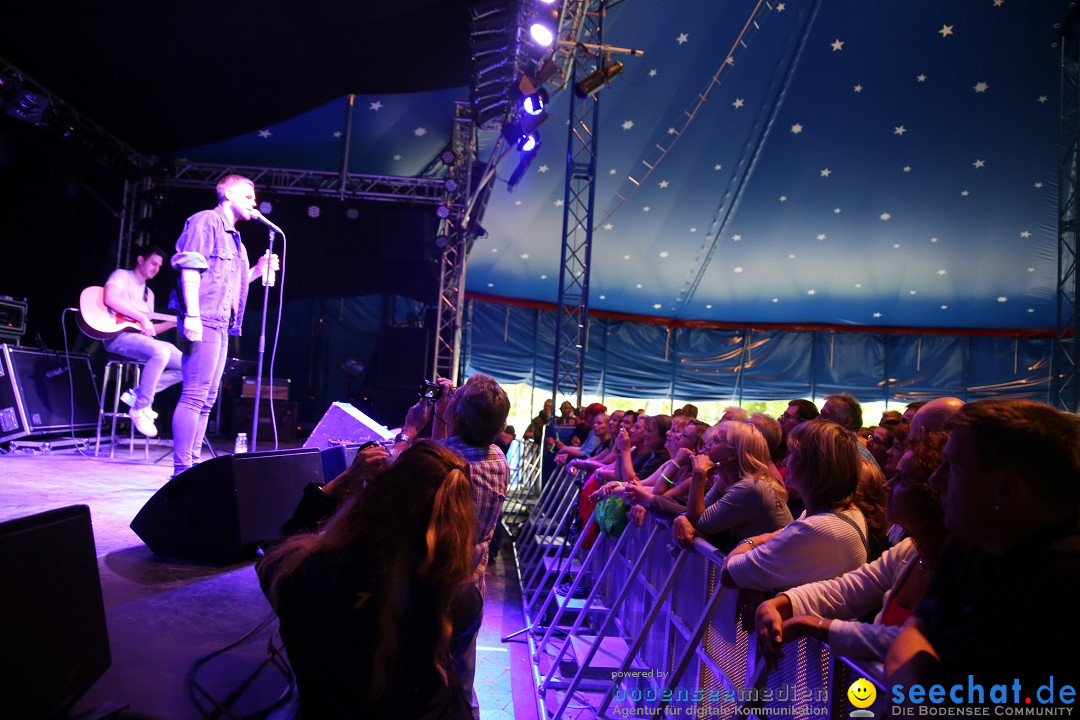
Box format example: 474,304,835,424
249,209,283,235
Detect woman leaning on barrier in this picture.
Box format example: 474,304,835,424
720,419,870,591
753,432,948,663
671,420,793,553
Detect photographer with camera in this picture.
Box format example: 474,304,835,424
393,372,511,720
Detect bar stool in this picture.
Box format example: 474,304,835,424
95,355,150,460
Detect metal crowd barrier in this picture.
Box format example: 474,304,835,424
507,487,890,719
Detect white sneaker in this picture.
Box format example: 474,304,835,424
130,407,158,437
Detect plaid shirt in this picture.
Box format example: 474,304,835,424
441,436,509,593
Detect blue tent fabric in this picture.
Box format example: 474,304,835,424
462,299,1052,403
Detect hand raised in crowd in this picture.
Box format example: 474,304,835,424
321,443,391,501
614,427,630,454
672,515,696,549
692,453,715,476
403,399,432,437
672,446,695,468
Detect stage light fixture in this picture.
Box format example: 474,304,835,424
441,149,457,165
445,177,460,192
518,131,540,153
523,88,548,116
529,22,555,47
574,61,625,98
436,204,452,219
434,234,452,250
307,204,321,219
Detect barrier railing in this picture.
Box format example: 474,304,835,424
508,490,890,719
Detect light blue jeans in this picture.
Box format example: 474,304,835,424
103,333,182,411
172,325,228,475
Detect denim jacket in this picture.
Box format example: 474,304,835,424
169,206,249,335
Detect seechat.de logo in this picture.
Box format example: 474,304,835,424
848,678,877,718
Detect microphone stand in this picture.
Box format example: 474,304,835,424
251,227,276,448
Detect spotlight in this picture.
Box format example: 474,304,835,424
258,201,274,214
523,88,548,116
434,234,452,250
436,204,452,219
445,177,460,193
518,132,540,153
307,205,321,219
529,22,555,47
574,61,625,98
441,149,457,165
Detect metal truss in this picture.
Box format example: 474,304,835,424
1054,14,1080,413
153,162,447,203
433,102,477,383
551,1,606,411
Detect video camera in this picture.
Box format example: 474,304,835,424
419,379,443,403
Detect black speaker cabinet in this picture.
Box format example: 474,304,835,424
0,345,99,442
130,447,324,563
0,505,110,717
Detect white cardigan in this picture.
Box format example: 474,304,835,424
783,537,920,661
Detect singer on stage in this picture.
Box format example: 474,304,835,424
169,174,279,477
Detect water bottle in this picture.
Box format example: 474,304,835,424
234,432,248,454
261,250,276,287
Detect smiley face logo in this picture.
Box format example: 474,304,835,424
847,678,877,709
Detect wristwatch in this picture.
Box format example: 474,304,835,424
393,432,414,445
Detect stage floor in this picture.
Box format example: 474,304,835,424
0,437,537,720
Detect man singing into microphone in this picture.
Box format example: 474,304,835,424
169,174,279,477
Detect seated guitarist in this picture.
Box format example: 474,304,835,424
102,245,181,438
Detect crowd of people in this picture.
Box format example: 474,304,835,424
249,378,1078,715
551,394,1080,707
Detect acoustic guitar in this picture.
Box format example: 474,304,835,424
76,286,177,340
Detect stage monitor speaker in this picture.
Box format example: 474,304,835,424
303,402,393,450
0,344,98,442
130,447,324,563
0,505,110,717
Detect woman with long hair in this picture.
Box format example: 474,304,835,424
721,419,869,591
672,420,792,552
259,440,477,718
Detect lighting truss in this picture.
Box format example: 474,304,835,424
433,102,477,383
1053,12,1080,412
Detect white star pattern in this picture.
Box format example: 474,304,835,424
993,0,1004,6
1035,182,1044,188
791,123,804,134
903,166,912,173
659,180,670,189
931,237,939,243
393,154,401,160
414,127,427,137
820,168,831,177
603,223,614,231
622,120,635,130
854,84,864,92
653,303,662,309
997,297,1008,302
780,195,788,202
941,305,949,310
789,254,796,259
831,39,844,52
541,274,548,280
676,33,689,44
609,168,617,175
733,99,745,109
520,253,529,259
961,190,970,196
807,289,817,295
893,243,901,248
939,24,954,38
917,74,927,82
732,234,742,242
834,208,842,214
1028,267,1036,272
636,283,643,288
817,233,827,241
855,283,863,288
973,159,985,168
333,131,342,138
734,267,744,273
714,164,723,171
659,251,669,258
369,101,383,111
538,165,550,173
257,129,272,139
1038,96,1048,103
894,126,907,136
1020,230,1032,238
514,200,522,206
668,127,677,135
873,312,882,318
974,82,989,93
690,227,697,233
881,212,892,220
648,69,657,77
937,269,948,276
643,206,651,212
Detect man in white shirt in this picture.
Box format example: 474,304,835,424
102,246,181,437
